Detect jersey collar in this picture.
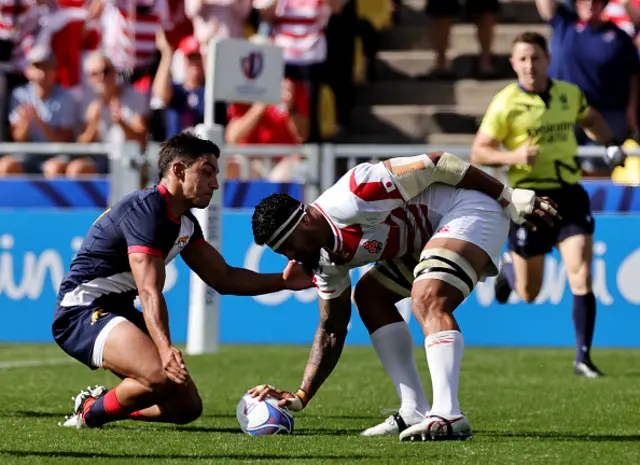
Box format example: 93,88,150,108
516,79,554,107
157,184,181,224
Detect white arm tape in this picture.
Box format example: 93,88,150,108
385,152,470,199
499,186,536,225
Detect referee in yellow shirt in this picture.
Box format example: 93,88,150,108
471,31,626,378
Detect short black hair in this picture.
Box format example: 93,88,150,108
158,131,221,178
513,31,549,56
252,193,301,246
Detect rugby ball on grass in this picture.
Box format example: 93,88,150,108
236,392,294,436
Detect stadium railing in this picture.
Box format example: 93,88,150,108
0,141,637,205
0,141,143,204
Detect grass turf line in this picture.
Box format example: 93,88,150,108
0,344,638,465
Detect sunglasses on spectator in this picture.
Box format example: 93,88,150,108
89,67,113,78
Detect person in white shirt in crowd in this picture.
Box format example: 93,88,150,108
78,52,148,163
255,0,343,142
0,46,96,178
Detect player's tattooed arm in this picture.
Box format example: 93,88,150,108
300,289,352,401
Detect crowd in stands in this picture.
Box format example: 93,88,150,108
0,0,376,180
1,0,640,182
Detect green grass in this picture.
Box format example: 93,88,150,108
0,344,639,465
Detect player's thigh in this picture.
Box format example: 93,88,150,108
354,257,413,333
411,199,510,316
558,234,593,294
101,319,167,392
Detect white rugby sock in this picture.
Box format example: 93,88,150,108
425,330,463,417
370,321,430,417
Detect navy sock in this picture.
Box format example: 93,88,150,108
502,262,516,290
572,292,596,363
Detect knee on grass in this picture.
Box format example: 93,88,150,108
144,373,203,424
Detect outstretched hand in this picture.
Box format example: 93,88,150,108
248,384,306,411
282,260,314,290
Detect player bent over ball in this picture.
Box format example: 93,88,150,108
249,151,558,441
52,132,313,429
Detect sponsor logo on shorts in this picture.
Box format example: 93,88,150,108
437,225,450,234
363,240,383,254
90,309,108,326
176,235,190,248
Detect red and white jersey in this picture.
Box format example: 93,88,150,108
0,0,39,72
101,0,171,71
603,0,640,37
311,161,472,300
271,0,330,65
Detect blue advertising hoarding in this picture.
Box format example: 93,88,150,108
0,209,639,347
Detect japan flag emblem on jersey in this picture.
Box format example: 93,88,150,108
383,181,396,194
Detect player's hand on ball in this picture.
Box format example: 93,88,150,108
248,384,306,411
161,346,190,385
282,260,314,291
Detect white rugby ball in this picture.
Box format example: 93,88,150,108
236,392,295,436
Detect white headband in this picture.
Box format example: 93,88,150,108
267,205,306,251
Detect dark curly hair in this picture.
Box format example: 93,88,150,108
158,131,221,179
252,193,302,246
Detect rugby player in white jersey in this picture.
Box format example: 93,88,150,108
248,151,558,441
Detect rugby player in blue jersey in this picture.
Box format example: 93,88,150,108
53,132,313,428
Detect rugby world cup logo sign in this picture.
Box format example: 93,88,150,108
241,51,264,80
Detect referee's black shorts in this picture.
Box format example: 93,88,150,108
507,183,595,258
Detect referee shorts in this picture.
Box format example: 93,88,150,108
507,183,595,258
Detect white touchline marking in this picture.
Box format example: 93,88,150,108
0,358,74,369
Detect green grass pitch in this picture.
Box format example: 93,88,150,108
0,344,639,464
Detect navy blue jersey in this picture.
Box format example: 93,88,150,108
57,184,204,308
548,6,640,112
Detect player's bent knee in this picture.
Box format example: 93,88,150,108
163,383,203,424
413,247,478,300
173,394,203,425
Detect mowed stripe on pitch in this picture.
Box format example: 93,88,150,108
0,358,74,369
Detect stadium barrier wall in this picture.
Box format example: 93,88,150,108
1,209,639,348
1,178,639,212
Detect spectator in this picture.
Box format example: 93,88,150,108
536,0,640,175
33,0,101,103
423,0,498,79
78,52,148,151
152,34,205,138
97,0,172,94
0,0,41,139
166,0,193,49
255,0,342,142
185,0,252,48
225,77,309,181
603,0,640,39
0,46,90,178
